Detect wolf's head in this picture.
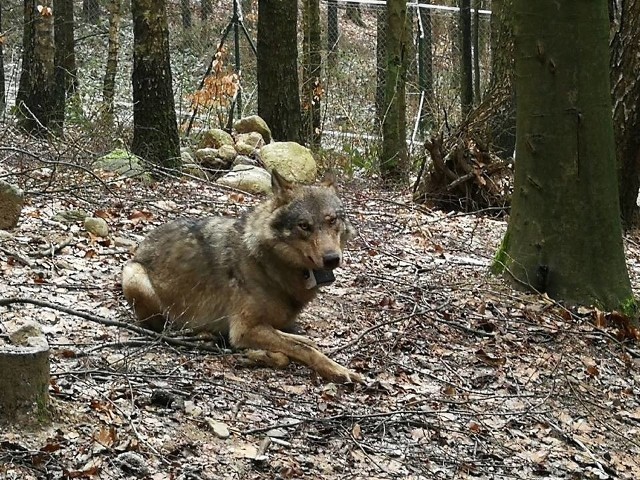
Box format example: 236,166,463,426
250,170,355,271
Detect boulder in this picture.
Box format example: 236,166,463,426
235,142,256,156
217,165,272,195
232,155,261,168
94,149,148,181
199,128,234,149
84,217,109,238
217,144,237,166
0,180,24,230
236,131,265,149
233,115,272,144
260,142,317,184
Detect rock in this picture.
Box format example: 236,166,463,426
234,115,272,144
113,236,138,249
0,180,24,230
53,209,90,224
183,163,210,180
195,147,218,161
236,131,265,149
84,217,109,237
232,155,260,168
116,452,150,477
217,165,272,194
0,230,13,241
207,419,231,439
199,128,234,149
6,319,46,348
181,149,195,164
217,144,237,165
260,142,317,184
194,148,229,170
94,149,149,181
235,142,256,156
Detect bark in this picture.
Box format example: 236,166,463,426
495,0,633,310
302,0,322,148
82,0,100,23
102,0,121,116
472,0,481,103
131,0,180,169
610,0,640,228
380,0,409,183
53,0,77,130
257,0,302,143
181,0,192,30
375,7,386,128
417,2,433,132
0,2,4,108
459,0,473,115
16,0,58,135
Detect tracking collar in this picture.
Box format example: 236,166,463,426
304,269,336,289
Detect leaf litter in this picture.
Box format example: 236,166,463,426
0,159,640,479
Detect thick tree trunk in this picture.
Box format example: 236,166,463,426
380,0,409,183
181,0,192,30
16,0,57,135
82,0,100,23
611,0,640,228
417,2,433,132
375,7,386,129
0,2,5,109
257,0,302,143
131,0,180,169
53,0,77,130
459,0,473,115
494,0,633,311
302,0,322,148
102,0,121,116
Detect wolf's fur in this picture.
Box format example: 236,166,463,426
121,171,363,383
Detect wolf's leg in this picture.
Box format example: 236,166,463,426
230,322,364,384
278,331,318,348
121,261,167,331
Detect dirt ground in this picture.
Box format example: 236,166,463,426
1,165,640,479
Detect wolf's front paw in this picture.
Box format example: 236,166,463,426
323,364,365,384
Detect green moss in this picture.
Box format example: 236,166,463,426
619,296,638,319
491,230,511,275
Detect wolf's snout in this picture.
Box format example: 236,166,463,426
322,252,341,270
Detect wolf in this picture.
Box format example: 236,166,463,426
121,170,363,384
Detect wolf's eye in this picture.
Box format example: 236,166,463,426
327,217,338,226
298,221,312,232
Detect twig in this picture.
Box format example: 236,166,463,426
0,297,222,353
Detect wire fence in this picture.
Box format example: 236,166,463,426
0,0,492,158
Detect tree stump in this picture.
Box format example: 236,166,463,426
0,319,51,425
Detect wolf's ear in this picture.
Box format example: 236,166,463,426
271,169,295,203
320,170,337,191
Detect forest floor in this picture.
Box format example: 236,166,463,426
1,159,640,480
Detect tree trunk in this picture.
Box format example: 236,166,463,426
472,0,481,103
257,0,302,143
302,0,322,148
0,2,5,109
380,0,409,183
0,320,51,426
102,0,121,116
494,0,633,311
201,0,212,21
180,0,192,30
82,0,100,23
611,0,640,228
459,0,473,116
131,0,180,169
327,0,338,57
52,0,77,130
16,0,58,136
486,0,515,158
375,6,386,129
417,2,433,132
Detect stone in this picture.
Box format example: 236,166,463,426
183,163,210,180
84,217,109,237
199,128,234,149
207,419,231,439
0,180,24,230
236,131,265,149
94,149,149,181
216,165,272,194
260,142,317,184
233,115,272,144
235,142,256,156
217,144,237,165
194,147,218,161
52,209,90,224
232,155,260,168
